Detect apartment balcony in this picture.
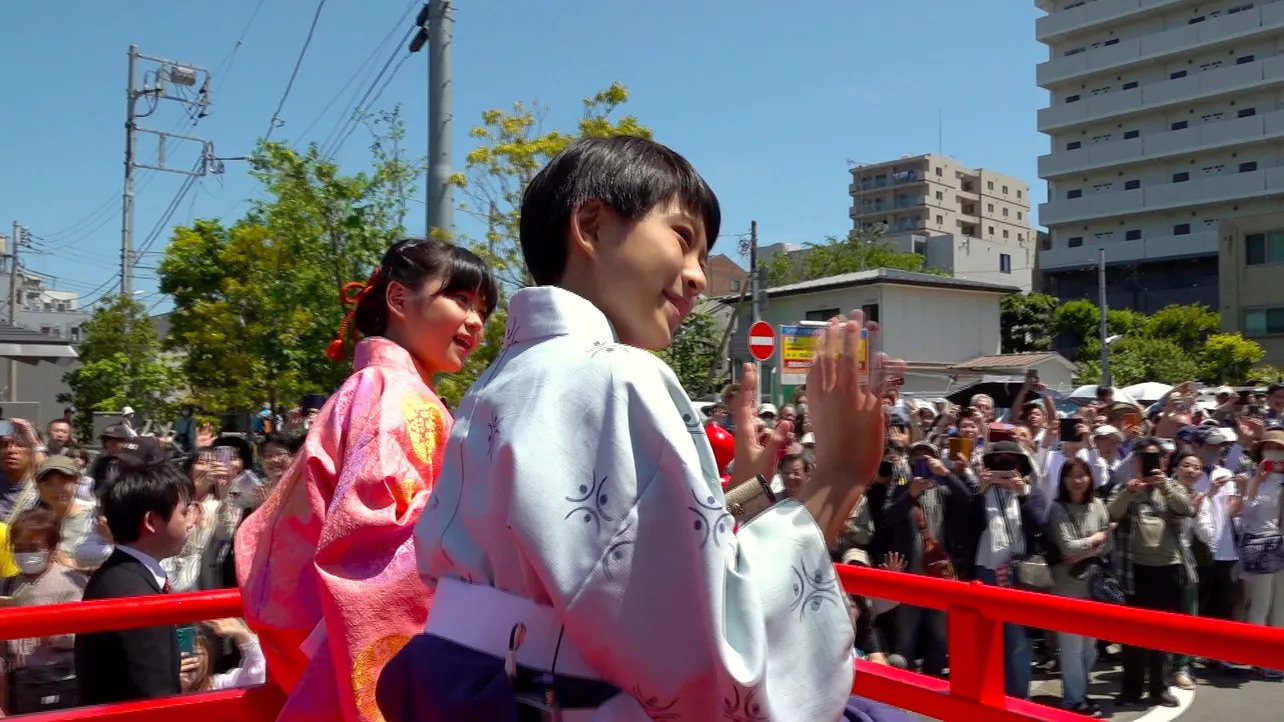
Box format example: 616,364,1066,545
1036,0,1197,44
1040,108,1284,178
1039,230,1218,271
1040,167,1284,225
1038,2,1284,87
1038,54,1284,132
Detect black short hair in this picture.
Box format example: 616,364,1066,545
353,238,500,338
262,428,306,455
100,460,194,545
519,136,721,286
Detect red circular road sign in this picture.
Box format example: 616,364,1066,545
747,321,776,361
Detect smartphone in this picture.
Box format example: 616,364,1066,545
1119,410,1141,428
177,625,198,657
1059,417,1083,442
947,436,974,460
911,458,932,480
877,460,894,478
214,446,235,468
1137,451,1163,475
1025,369,1039,383
985,454,1016,472
988,423,1015,443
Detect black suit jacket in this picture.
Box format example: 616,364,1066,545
74,548,181,704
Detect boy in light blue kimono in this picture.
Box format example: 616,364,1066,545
387,136,907,721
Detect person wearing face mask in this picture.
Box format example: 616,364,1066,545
1236,429,1284,679
0,507,86,715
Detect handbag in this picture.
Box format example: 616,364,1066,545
1001,493,1050,591
7,661,78,714
912,505,957,580
1065,502,1123,604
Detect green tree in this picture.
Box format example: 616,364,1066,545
1076,336,1201,386
448,82,650,288
159,109,419,411
1107,308,1148,337
1201,333,1266,385
1052,299,1101,347
1247,364,1284,385
1144,303,1221,353
1000,292,1059,353
764,228,933,286
59,295,177,440
653,310,723,396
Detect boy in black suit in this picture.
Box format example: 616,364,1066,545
75,439,196,705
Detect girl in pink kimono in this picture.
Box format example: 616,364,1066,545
236,238,498,722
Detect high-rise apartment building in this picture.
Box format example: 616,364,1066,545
849,153,1035,246
1035,0,1284,312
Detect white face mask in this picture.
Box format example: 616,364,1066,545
14,551,49,576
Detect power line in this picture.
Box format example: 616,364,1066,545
264,0,330,139
325,50,413,161
210,0,271,96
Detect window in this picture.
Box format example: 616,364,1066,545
1018,233,1025,242
1170,71,1187,79
1000,253,1012,274
935,191,943,200
861,304,880,324
987,181,994,191
936,215,943,225
1246,231,1284,265
935,167,943,177
988,203,995,212
988,226,995,235
1067,188,1083,199
1122,81,1139,90
1002,185,1009,194
40,326,51,335
1066,94,1081,103
1125,179,1141,190
1238,108,1257,118
1173,223,1191,235
805,308,841,322
1171,121,1188,130
1244,308,1284,336
1017,211,1023,220
1126,229,1142,241
1189,15,1206,24
1068,236,1084,248
1238,55,1256,65
1066,141,1082,150
70,327,80,342
1103,38,1119,46
1173,172,1190,183
1002,207,1010,216
1002,229,1010,239
1016,190,1023,199
1124,130,1139,139
729,279,740,292
1240,161,1258,173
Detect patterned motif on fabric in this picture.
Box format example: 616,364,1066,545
589,340,625,358
565,470,615,534
400,393,447,475
790,558,842,620
688,489,733,550
633,685,681,720
723,686,769,721
602,521,635,582
352,633,413,722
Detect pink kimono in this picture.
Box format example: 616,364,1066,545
236,337,450,722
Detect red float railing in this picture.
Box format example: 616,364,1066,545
4,568,1284,722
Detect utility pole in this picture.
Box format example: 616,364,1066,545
1098,248,1111,388
122,45,215,295
749,220,762,405
8,222,24,402
409,1,455,236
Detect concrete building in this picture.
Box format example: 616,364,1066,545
725,269,1023,398
881,231,1036,291
1219,213,1284,366
1035,0,1284,313
703,254,749,297
0,261,93,424
849,153,1035,246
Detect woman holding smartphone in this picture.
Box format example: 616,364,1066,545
1105,438,1194,708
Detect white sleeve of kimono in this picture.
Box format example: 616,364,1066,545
506,351,854,721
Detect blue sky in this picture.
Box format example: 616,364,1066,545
0,0,1047,311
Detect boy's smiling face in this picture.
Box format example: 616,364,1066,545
566,196,709,350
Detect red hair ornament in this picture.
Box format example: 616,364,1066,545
326,269,381,361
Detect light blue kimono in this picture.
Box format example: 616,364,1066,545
414,286,855,721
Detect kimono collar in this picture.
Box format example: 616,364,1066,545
506,287,618,346
353,337,421,374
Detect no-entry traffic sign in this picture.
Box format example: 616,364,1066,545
747,321,776,361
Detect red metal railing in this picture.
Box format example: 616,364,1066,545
4,568,1284,722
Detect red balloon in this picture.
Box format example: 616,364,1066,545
706,423,735,473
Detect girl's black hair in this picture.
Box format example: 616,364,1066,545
1055,455,1095,503
519,136,721,287
328,238,499,360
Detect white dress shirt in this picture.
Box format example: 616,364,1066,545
116,544,169,591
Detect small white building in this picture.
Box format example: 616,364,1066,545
728,269,1023,400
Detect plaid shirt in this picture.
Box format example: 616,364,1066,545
1108,481,1196,596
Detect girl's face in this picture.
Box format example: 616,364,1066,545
261,442,293,485
387,277,488,375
